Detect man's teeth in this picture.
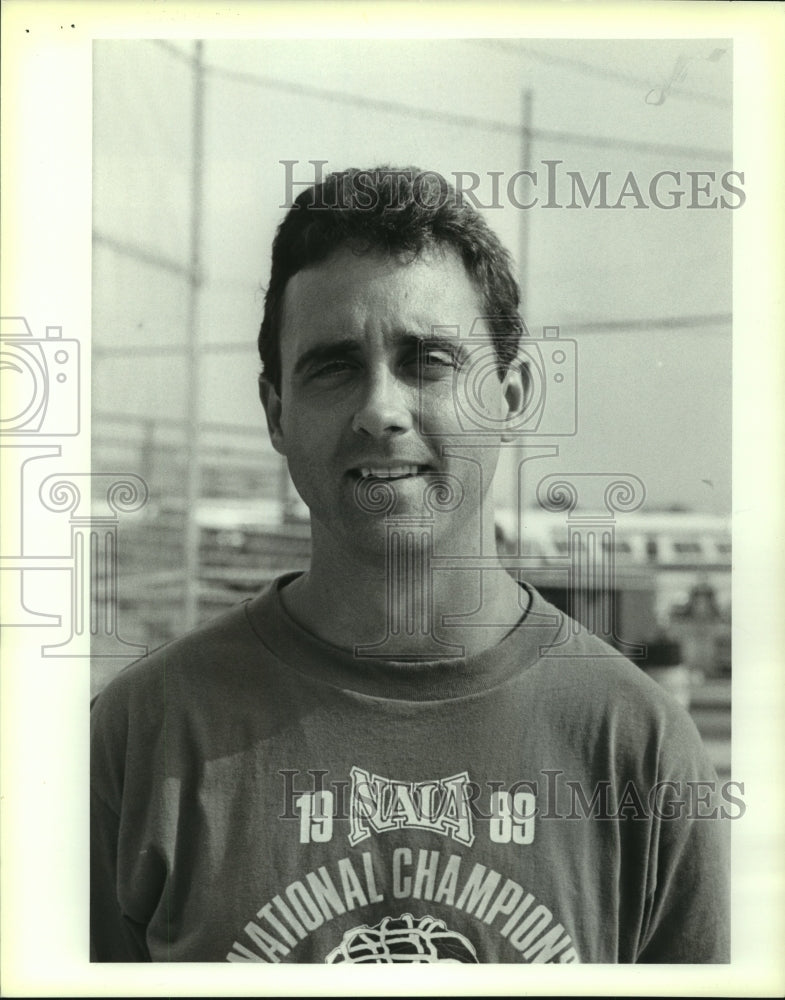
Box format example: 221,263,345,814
360,465,423,479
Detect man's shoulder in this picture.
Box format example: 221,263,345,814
91,592,268,718
89,585,285,799
524,589,704,744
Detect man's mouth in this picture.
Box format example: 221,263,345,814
354,464,431,480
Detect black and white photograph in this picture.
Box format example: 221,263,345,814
1,1,783,996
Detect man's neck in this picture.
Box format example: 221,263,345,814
278,525,528,659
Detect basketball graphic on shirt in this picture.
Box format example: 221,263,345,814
324,913,479,963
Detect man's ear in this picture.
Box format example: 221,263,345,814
258,376,287,456
499,361,527,442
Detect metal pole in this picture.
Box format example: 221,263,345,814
505,87,535,519
184,40,205,630
520,87,533,314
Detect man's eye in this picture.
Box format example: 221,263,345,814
312,359,353,377
421,349,458,370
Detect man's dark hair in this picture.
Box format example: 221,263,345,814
258,166,524,393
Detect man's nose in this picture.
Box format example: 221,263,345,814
351,369,414,438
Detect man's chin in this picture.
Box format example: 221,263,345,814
325,508,477,562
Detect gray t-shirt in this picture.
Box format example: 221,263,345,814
90,576,730,963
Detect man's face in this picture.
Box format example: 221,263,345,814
261,246,524,558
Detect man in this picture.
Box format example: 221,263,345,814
91,167,729,963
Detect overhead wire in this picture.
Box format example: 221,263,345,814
147,40,732,163
470,39,731,109
96,40,733,351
